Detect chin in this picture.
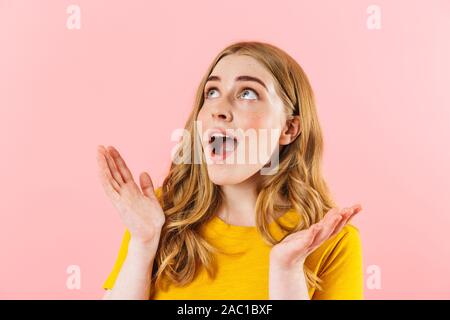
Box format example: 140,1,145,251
205,164,262,186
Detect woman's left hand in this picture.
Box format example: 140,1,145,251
269,204,363,270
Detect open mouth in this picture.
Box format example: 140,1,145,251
207,133,238,161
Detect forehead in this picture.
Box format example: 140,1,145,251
210,54,274,87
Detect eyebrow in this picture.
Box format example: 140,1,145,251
206,75,268,92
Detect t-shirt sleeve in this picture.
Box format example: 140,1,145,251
102,228,131,290
310,224,364,300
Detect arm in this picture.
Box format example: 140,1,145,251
269,261,310,300
103,238,158,300
97,145,166,299
269,205,362,300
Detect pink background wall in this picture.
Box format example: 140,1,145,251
1,0,449,299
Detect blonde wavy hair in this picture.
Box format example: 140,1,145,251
152,41,336,293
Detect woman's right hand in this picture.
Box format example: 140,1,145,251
96,145,166,250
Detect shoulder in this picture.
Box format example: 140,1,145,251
335,224,361,244
324,223,362,254
306,223,363,270
308,224,364,299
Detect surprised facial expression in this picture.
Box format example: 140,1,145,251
196,54,290,185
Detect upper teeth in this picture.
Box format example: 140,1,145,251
209,133,236,152
210,133,234,142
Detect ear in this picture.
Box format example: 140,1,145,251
279,115,301,146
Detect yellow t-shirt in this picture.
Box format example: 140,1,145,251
103,190,364,300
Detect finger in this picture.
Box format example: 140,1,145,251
303,224,325,255
139,172,156,199
103,146,125,186
310,213,343,249
311,224,323,244
97,146,121,193
327,207,352,238
339,205,361,226
315,207,342,236
290,222,322,246
319,207,341,226
286,224,321,253
101,146,124,187
342,206,361,227
97,169,120,201
347,204,362,223
107,146,134,183
329,205,362,238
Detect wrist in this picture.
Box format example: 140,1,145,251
270,253,305,272
128,236,160,260
269,261,309,300
270,261,304,276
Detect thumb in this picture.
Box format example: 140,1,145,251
139,172,155,198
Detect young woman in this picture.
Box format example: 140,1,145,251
97,41,363,300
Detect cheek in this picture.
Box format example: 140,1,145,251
237,115,280,156
238,110,284,156
238,109,282,131
196,107,206,122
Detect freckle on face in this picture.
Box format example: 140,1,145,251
196,54,288,182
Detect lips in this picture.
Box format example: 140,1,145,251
205,128,239,162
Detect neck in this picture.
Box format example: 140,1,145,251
217,174,261,227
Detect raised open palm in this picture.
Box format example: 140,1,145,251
270,205,362,269
96,145,166,247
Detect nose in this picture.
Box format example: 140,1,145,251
211,104,233,122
